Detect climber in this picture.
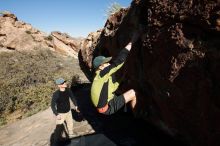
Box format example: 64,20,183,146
91,35,139,115
51,78,80,138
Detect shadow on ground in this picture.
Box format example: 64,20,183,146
50,83,190,146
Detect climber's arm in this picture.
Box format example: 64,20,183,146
99,42,132,77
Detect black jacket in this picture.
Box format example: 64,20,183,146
51,88,78,115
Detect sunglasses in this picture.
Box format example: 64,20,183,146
60,81,66,85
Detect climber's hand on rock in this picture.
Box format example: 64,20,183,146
125,42,132,51
76,109,80,113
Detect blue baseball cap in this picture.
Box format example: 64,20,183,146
55,78,66,85
93,56,112,69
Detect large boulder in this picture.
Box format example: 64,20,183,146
79,0,220,146
51,31,81,53
51,32,78,58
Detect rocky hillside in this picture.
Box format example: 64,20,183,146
79,0,220,146
0,11,87,126
0,11,80,58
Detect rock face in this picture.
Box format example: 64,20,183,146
0,11,48,51
79,0,220,146
79,30,102,68
51,31,82,58
79,29,102,80
0,11,80,58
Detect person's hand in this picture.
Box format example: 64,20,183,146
125,30,141,51
56,114,61,120
125,42,132,51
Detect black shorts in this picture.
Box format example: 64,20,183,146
103,94,125,115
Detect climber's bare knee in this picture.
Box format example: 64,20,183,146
123,89,136,103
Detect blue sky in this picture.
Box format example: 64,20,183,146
0,0,131,37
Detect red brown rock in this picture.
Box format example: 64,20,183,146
79,29,102,80
79,0,220,146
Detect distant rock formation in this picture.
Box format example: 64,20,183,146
79,0,220,146
0,11,81,58
51,31,80,58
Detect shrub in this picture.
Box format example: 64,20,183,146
105,2,122,17
25,30,31,34
45,35,53,41
0,116,6,127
